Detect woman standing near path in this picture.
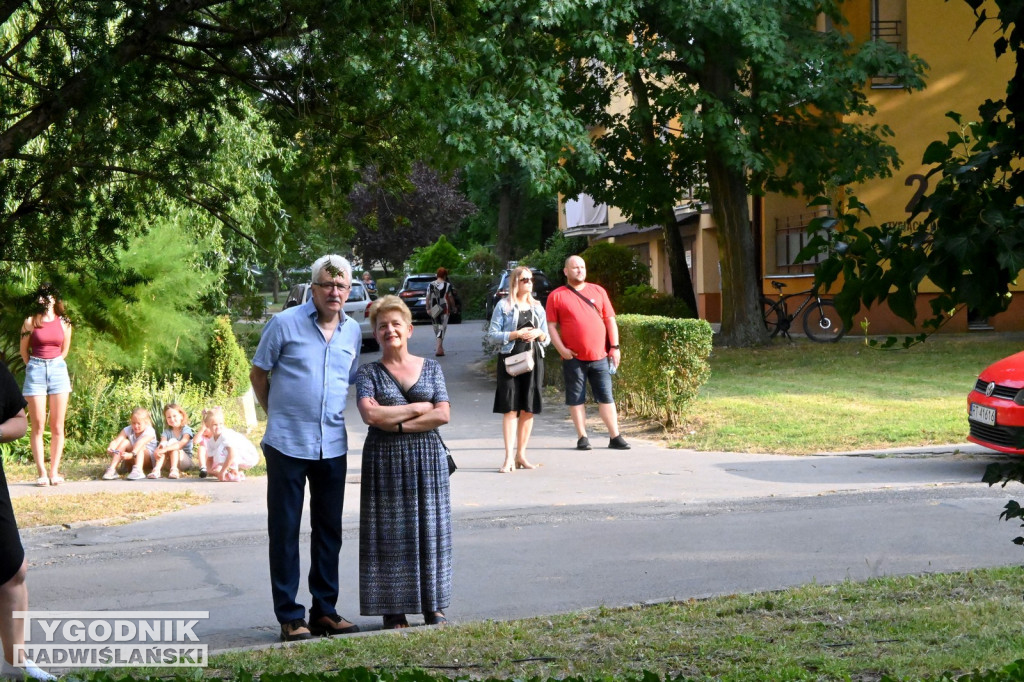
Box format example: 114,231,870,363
0,360,57,681
356,295,452,629
487,265,549,473
19,284,72,487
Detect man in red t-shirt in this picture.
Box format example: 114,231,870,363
546,255,630,450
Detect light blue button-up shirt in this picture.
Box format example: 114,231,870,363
251,299,361,460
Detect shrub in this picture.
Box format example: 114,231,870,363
61,366,247,458
615,315,713,427
449,273,492,318
458,244,503,277
618,285,693,319
541,315,712,428
410,235,463,274
521,232,589,285
208,316,251,398
376,277,402,295
580,242,651,304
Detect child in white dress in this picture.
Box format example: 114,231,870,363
202,406,259,482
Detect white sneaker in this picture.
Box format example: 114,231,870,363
126,467,145,480
0,658,57,681
101,467,118,480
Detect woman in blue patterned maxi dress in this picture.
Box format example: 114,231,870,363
356,295,452,629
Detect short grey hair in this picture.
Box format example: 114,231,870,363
311,255,352,283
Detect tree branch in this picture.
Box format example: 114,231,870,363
0,0,226,161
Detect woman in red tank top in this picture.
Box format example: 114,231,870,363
19,284,73,487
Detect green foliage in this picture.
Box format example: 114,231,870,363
984,460,1024,547
580,242,651,304
376,277,402,295
71,219,220,377
409,236,463,274
63,365,244,457
550,0,926,346
207,317,251,398
457,244,504,278
618,285,693,319
522,231,590,285
615,315,714,427
449,274,492,318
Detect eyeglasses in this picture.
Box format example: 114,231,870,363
313,282,350,292
519,277,533,283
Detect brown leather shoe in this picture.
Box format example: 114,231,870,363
309,613,360,636
280,619,313,642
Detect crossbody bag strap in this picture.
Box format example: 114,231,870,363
563,285,610,350
565,284,602,317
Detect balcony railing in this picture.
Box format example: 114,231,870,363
871,19,906,89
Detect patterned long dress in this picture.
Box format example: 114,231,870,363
356,359,452,615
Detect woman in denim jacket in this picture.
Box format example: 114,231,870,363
486,266,551,473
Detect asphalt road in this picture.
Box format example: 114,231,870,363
11,319,1023,655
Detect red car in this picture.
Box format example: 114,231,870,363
967,350,1024,454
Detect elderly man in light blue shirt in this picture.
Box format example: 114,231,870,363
250,254,362,642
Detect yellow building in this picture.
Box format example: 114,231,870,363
561,0,1018,333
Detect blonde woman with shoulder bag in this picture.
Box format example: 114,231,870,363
485,266,550,473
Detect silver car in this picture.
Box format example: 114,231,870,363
284,280,378,351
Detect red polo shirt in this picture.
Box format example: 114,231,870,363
546,283,614,361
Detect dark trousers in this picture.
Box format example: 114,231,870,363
264,443,348,623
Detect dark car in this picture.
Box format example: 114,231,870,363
483,268,556,320
967,350,1024,454
397,274,462,323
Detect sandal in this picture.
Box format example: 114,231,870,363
49,474,65,485
35,476,49,487
382,614,409,630
424,611,448,626
168,468,180,479
146,471,160,479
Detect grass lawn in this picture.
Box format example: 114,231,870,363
207,567,1024,682
669,335,1024,454
12,490,209,528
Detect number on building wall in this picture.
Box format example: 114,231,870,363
905,174,927,213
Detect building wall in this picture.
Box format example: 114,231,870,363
762,0,1019,333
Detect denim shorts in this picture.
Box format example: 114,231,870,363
22,356,72,396
563,357,614,406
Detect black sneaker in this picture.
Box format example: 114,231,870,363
280,619,313,642
609,435,631,450
198,467,208,479
576,436,592,450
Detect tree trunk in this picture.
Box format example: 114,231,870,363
701,59,769,347
659,204,698,317
626,69,699,316
706,153,769,346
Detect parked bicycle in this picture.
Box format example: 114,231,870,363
761,280,846,343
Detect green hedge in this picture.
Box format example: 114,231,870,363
543,315,712,427
614,314,713,427
449,273,491,319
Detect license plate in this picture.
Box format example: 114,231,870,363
970,403,997,426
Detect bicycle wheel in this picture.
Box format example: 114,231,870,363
761,296,786,339
802,299,846,342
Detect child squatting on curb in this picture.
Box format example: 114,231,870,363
102,405,257,482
